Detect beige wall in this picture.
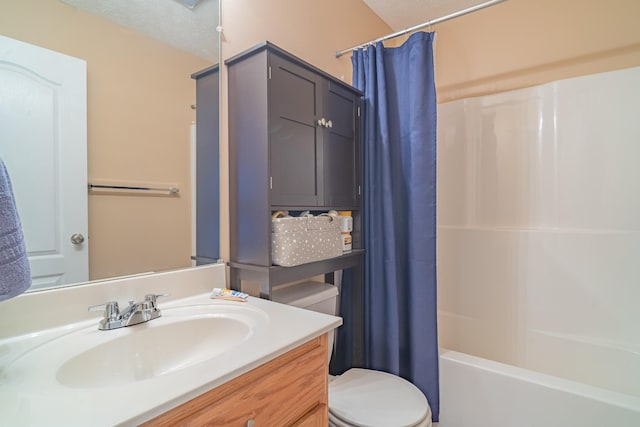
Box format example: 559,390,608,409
219,0,392,263
221,0,390,83
218,0,640,283
222,0,640,106
7,0,634,281
1,0,211,280
433,0,640,102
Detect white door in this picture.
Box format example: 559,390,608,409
0,35,88,289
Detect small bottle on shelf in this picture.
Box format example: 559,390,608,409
338,211,352,252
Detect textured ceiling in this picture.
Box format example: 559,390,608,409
60,0,219,62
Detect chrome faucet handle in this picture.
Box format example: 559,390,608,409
144,293,170,308
88,301,122,330
144,293,170,302
88,301,120,320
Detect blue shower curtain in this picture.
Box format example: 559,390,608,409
352,31,439,421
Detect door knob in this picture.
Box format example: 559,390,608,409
70,233,85,245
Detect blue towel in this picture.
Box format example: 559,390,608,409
0,158,31,301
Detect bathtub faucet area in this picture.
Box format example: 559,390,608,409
88,293,169,330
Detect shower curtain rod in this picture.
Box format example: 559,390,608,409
336,0,508,58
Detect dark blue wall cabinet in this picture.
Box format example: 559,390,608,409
191,64,220,264
226,41,364,298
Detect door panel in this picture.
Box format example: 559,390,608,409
323,131,357,207
325,83,355,139
270,118,319,206
0,35,88,289
269,54,323,206
270,57,318,123
323,83,358,207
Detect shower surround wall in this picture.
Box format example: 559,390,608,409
437,66,640,397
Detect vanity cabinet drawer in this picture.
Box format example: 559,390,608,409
142,334,328,426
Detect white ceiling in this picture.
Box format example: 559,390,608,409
362,0,492,31
59,0,488,62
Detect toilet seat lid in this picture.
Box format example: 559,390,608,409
328,368,430,427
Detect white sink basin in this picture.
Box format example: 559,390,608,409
8,303,269,389
58,315,251,387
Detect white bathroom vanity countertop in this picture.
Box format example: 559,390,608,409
0,289,341,426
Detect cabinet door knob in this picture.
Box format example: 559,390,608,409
317,117,326,127
326,120,333,128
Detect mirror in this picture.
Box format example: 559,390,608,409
0,0,220,291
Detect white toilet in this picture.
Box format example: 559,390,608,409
272,281,433,427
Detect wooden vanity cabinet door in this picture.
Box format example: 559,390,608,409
142,335,328,427
291,404,327,427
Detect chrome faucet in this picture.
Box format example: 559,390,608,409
88,294,169,330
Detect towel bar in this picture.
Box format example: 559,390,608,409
88,184,179,194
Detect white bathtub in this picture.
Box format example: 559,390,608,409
437,349,640,427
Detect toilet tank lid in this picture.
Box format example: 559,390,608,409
271,281,338,308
